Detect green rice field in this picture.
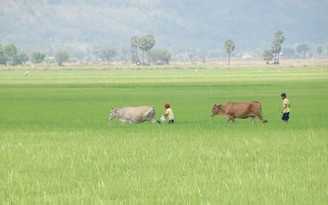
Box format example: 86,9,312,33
0,65,327,204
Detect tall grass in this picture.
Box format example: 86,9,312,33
0,66,327,204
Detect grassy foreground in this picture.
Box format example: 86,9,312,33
0,65,327,204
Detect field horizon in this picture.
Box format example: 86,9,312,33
1,63,327,204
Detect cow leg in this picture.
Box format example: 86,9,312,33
231,118,235,123
251,116,255,124
257,115,268,123
226,117,231,123
151,118,161,124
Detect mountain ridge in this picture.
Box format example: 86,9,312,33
1,0,327,57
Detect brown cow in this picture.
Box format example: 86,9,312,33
109,106,160,124
211,101,268,124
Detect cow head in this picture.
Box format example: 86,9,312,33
211,104,222,117
108,108,118,120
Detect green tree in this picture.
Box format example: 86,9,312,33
144,34,155,64
55,51,69,66
224,39,235,65
130,34,156,65
317,46,323,56
19,53,29,64
296,44,309,58
131,54,141,65
130,36,140,65
150,49,171,64
282,47,295,59
121,47,128,62
271,31,285,64
138,36,147,65
31,52,46,63
0,44,6,65
102,49,116,64
3,44,27,65
263,50,273,64
4,44,18,65
4,44,17,58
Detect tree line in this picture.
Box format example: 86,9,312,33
0,44,28,66
262,31,326,64
1,33,172,66
0,44,70,66
1,32,327,66
130,34,171,65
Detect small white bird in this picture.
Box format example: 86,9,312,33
24,71,29,77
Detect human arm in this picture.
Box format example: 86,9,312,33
282,103,287,113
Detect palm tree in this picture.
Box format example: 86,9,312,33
144,34,155,64
271,31,285,64
224,39,235,65
131,36,140,65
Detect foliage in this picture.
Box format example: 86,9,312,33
18,53,29,64
55,51,69,66
144,34,155,64
131,36,140,64
31,52,46,64
138,36,148,65
4,44,17,59
150,49,171,64
130,36,139,51
131,54,141,65
102,49,116,64
296,44,309,58
0,44,28,65
317,46,323,56
282,47,295,59
130,34,155,65
263,50,273,64
270,30,285,64
0,44,6,65
224,39,235,65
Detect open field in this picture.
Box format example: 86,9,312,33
0,64,328,204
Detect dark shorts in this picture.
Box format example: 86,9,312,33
282,112,290,121
168,120,174,124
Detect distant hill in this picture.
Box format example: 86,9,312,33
1,0,328,58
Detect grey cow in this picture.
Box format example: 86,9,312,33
109,106,160,124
